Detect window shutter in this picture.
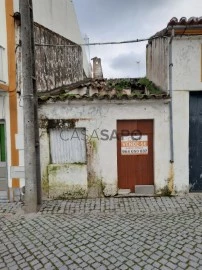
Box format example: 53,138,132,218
50,128,86,164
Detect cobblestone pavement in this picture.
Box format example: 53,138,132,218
0,202,22,215
0,196,202,269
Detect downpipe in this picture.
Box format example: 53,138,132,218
169,28,175,163
168,29,175,193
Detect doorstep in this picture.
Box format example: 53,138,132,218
117,185,155,197
115,193,160,198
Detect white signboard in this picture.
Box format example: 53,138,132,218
121,135,148,155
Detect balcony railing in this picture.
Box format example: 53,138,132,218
0,46,5,83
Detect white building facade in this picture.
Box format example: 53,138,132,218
38,80,171,199
147,17,202,193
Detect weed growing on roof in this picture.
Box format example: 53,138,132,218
138,77,162,94
107,78,132,91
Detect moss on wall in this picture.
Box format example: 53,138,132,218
49,180,87,199
47,164,88,199
42,171,49,198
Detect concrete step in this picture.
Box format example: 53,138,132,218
135,185,155,195
118,189,131,195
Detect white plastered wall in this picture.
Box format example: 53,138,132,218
171,37,202,193
0,0,8,84
39,100,171,196
146,35,202,193
172,37,202,91
172,90,189,193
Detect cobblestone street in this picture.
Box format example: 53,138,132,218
0,196,202,269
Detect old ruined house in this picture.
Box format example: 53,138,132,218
38,78,170,199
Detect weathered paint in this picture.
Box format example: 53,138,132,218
147,36,202,92
172,37,202,91
48,163,88,199
172,90,189,193
39,99,171,197
50,128,86,164
40,128,50,197
147,33,202,194
147,38,169,92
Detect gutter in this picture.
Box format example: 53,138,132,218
169,28,175,163
167,25,202,30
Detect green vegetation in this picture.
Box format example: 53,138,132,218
107,78,131,91
138,77,162,94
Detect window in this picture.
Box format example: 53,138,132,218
0,123,6,162
50,128,86,164
0,46,5,83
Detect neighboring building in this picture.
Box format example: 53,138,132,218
31,0,91,78
0,0,90,201
38,79,170,199
0,0,18,201
147,17,202,193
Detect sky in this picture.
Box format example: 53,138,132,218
73,0,202,78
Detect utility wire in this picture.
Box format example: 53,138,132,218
35,36,165,47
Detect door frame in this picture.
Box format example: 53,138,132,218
116,119,154,191
0,120,8,198
189,92,202,192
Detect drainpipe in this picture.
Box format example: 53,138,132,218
169,28,175,163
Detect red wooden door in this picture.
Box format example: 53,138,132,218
117,120,154,192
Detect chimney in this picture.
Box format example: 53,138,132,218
92,57,103,79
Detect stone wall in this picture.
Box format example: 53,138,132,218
34,23,83,92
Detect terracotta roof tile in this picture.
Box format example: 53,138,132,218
150,16,202,39
39,93,169,103
167,16,202,26
38,78,169,103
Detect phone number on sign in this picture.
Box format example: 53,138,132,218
121,149,148,155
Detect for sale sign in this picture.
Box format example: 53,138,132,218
121,135,148,155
